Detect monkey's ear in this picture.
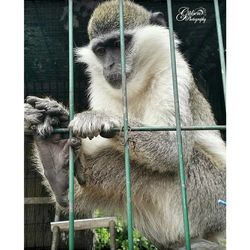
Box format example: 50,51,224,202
150,12,167,27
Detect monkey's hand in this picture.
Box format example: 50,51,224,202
24,103,45,129
25,96,69,137
69,111,120,139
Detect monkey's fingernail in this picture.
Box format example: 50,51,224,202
59,114,69,122
26,96,40,105
71,138,79,144
70,138,81,148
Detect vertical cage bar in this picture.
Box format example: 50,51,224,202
118,0,134,249
166,0,191,249
214,0,226,103
68,0,75,249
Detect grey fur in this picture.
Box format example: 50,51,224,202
88,0,151,40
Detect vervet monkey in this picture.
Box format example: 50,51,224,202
25,0,226,249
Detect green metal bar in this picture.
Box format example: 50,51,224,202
118,0,134,249
166,1,191,249
25,125,226,136
214,0,226,104
111,125,226,132
68,0,75,249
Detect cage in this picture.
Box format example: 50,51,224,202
24,0,226,249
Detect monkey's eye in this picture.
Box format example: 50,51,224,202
94,46,106,56
114,40,120,48
125,36,132,45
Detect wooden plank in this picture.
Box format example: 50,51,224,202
51,226,60,250
51,217,117,232
25,197,54,204
51,206,61,250
109,220,116,250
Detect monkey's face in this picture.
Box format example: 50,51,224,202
91,32,134,89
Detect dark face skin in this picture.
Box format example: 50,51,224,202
91,33,133,89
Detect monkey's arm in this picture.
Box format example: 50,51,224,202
69,111,194,173
34,135,84,207
114,127,193,173
25,96,194,173
25,97,85,207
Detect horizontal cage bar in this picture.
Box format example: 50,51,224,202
24,125,226,135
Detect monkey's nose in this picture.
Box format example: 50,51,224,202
104,62,115,71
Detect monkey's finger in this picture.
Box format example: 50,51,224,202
87,134,94,140
79,133,87,139
100,127,117,138
60,137,81,159
35,115,54,138
59,114,69,122
25,103,45,117
24,103,36,110
87,130,100,139
30,125,37,132
70,127,87,139
46,107,69,116
50,117,60,126
26,96,44,106
25,113,44,125
90,126,101,138
27,109,46,116
34,99,61,109
70,137,82,150
36,123,53,138
35,100,53,110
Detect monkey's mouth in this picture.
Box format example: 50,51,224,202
104,72,131,89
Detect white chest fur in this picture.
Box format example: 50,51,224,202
82,136,112,156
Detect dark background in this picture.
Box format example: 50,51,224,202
24,0,226,249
